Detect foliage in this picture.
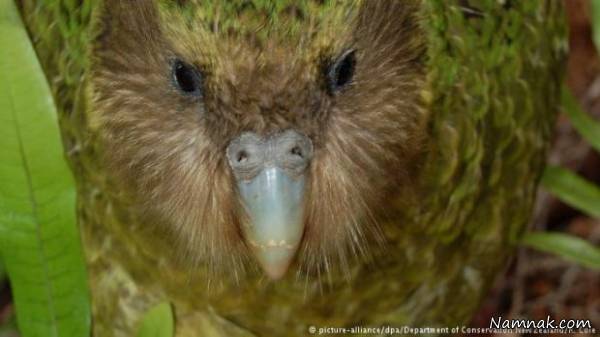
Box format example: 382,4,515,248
521,232,600,270
136,302,174,337
524,86,600,270
0,0,90,336
541,165,600,218
561,87,600,153
591,0,600,53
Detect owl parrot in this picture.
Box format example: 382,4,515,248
17,0,566,336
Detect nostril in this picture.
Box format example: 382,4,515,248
237,150,249,163
290,146,303,158
273,130,313,172
226,132,266,180
227,130,312,179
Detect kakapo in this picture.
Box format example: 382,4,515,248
16,0,565,336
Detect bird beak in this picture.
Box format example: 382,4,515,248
236,167,306,279
227,130,313,279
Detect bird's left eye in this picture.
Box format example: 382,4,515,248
172,59,203,96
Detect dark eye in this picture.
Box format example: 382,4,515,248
325,49,356,94
172,59,202,96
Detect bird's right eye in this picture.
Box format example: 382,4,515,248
172,59,203,96
325,49,356,94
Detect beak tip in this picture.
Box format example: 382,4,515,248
261,261,291,280
254,247,298,280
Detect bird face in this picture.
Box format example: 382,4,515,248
91,0,427,280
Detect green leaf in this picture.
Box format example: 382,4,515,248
592,0,600,53
521,232,600,270
541,165,600,218
0,1,91,337
136,302,175,337
561,86,600,153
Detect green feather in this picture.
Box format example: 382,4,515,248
18,0,566,336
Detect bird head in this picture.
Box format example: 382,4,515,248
91,0,427,280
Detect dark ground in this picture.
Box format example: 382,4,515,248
1,1,599,336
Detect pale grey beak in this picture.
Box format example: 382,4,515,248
227,130,313,279
237,167,305,279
